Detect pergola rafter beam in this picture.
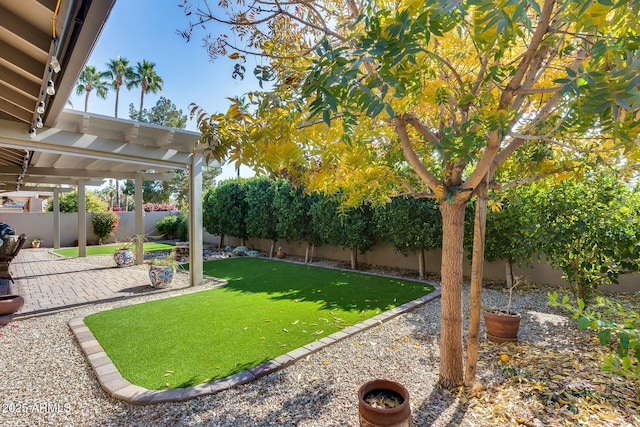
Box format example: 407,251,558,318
0,184,75,192
0,166,175,181
20,176,105,186
0,119,192,170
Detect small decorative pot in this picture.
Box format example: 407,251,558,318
113,249,135,268
483,310,521,343
0,294,25,315
148,265,176,288
31,241,40,248
358,379,411,427
276,248,286,259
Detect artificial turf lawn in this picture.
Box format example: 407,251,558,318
84,257,435,390
54,242,175,257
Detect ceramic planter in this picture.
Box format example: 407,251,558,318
358,379,411,427
483,309,521,343
113,249,135,268
148,265,176,288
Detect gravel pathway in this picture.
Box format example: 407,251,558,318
0,257,625,426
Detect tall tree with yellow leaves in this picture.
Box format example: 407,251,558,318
183,0,640,388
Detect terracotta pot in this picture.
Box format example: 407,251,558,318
483,310,521,343
113,249,135,268
358,379,411,427
276,250,286,259
0,294,24,315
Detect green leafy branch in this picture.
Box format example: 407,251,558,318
549,291,640,398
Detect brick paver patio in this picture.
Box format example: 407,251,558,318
0,248,184,321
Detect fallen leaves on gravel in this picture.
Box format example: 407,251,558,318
468,338,639,426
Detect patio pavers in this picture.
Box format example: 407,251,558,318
0,248,192,321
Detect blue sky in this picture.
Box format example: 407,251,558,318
67,0,258,180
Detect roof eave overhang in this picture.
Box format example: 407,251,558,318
44,0,118,128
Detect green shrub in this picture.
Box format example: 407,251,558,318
156,215,182,239
531,175,640,305
50,191,108,213
178,212,188,241
92,211,119,244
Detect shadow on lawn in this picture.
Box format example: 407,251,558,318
206,257,435,313
170,358,271,389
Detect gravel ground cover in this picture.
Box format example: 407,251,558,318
1,255,637,426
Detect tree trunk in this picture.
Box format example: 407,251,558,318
218,235,225,250
505,259,513,289
305,244,310,263
350,246,357,270
115,86,121,118
115,180,120,210
269,239,277,258
310,244,315,263
438,200,466,388
465,182,488,387
84,92,90,112
418,248,425,280
138,85,146,121
124,194,129,211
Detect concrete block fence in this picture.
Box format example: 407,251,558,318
1,211,637,293
223,237,640,294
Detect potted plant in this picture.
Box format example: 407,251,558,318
147,255,178,288
113,234,146,268
0,294,24,315
31,238,41,248
276,246,286,259
483,276,522,343
358,379,411,427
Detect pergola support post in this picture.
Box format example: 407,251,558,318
189,155,204,286
134,172,144,264
53,186,61,249
77,180,86,257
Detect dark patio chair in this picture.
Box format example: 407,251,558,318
0,233,27,283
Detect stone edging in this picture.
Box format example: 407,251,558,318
69,282,441,405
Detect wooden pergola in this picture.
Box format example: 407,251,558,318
0,0,212,286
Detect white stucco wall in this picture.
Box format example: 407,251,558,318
0,211,179,247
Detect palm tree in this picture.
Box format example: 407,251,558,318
75,65,109,112
105,57,134,118
128,60,164,121
121,179,135,212
104,57,134,206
